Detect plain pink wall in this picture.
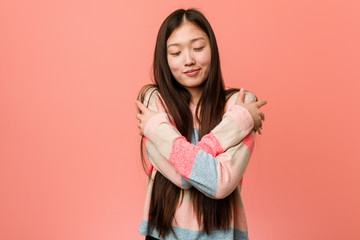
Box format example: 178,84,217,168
0,0,359,239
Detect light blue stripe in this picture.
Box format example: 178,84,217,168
146,148,150,160
188,150,218,197
138,220,248,240
191,128,199,144
181,176,192,189
188,127,219,197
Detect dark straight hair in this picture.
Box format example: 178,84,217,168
138,8,242,238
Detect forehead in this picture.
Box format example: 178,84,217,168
167,22,208,47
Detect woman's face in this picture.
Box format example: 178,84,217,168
166,21,211,95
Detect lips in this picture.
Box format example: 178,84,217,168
184,69,200,77
184,69,200,73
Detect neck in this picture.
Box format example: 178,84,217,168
188,87,203,106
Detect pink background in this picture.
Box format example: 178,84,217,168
1,0,359,239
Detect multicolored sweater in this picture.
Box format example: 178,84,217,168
138,87,257,240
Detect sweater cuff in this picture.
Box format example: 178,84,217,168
227,105,254,132
143,112,170,142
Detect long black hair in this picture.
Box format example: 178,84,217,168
138,8,241,238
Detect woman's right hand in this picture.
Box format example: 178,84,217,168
135,95,167,137
235,88,267,134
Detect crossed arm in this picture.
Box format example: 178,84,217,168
136,88,262,199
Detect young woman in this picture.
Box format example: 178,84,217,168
135,8,267,240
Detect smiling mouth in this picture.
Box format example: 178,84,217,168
184,69,200,73
184,69,200,77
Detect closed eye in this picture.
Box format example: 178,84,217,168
170,47,204,56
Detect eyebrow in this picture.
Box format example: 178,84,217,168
167,37,206,48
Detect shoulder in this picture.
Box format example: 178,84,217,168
225,89,258,111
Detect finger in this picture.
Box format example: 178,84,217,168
135,100,148,112
255,100,267,108
260,112,265,121
253,123,259,132
254,121,262,132
259,121,263,130
235,88,245,105
136,113,142,120
155,95,166,113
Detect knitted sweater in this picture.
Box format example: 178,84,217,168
138,87,257,240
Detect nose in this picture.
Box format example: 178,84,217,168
184,50,195,66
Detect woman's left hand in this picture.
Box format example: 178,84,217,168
135,95,166,136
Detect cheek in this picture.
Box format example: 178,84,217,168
167,57,182,74
198,50,211,67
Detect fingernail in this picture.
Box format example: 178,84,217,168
240,88,244,92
